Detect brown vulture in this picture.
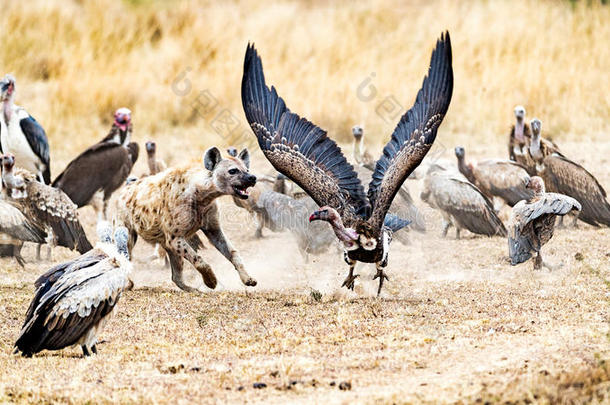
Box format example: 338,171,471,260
0,74,51,184
14,225,132,357
508,177,581,269
0,198,47,267
455,146,533,207
145,140,167,175
529,119,610,227
241,32,453,295
420,165,507,239
52,108,139,220
1,154,92,256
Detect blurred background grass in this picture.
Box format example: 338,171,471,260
1,0,608,168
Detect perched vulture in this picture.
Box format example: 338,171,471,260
52,108,139,220
351,125,375,169
0,74,51,184
420,165,507,238
14,225,132,357
2,154,92,255
145,140,167,175
353,126,426,234
508,176,581,269
455,146,533,207
241,32,453,294
529,119,610,227
101,107,132,146
0,198,47,267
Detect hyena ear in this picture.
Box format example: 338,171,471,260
203,147,222,171
238,148,250,169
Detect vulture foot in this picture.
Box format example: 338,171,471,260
342,272,360,291
373,268,389,296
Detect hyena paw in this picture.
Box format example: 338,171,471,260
242,277,257,287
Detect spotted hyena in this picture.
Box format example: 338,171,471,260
116,147,257,292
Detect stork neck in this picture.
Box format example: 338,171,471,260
2,99,12,123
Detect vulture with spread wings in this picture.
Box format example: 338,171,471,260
242,33,453,294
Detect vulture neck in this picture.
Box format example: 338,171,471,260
514,119,525,142
530,134,543,161
456,156,476,184
353,137,364,163
147,153,157,174
324,213,358,243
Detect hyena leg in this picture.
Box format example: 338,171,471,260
202,228,257,287
166,249,204,293
168,237,217,289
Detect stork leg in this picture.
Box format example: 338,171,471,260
373,262,389,296
341,253,359,291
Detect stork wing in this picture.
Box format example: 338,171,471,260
367,32,453,231
242,44,369,223
19,114,51,183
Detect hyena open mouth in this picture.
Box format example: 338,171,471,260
233,185,251,199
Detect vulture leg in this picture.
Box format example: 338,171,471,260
13,244,25,268
167,249,202,293
533,251,543,270
441,219,452,238
373,262,389,296
254,212,264,238
36,244,42,261
341,253,359,291
571,213,579,228
556,216,565,229
102,199,109,220
81,345,91,357
455,226,461,240
168,236,218,290
201,227,257,287
91,345,98,355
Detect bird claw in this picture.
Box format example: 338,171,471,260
373,270,389,296
342,273,359,291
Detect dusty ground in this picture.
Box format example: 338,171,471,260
0,140,609,404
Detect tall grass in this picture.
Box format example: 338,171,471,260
0,0,608,165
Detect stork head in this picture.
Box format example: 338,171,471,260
352,125,364,140
514,105,525,121
114,226,130,259
454,146,465,160
526,176,545,196
145,141,156,155
0,74,15,102
226,147,238,157
114,108,132,131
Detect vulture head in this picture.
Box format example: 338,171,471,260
0,154,27,198
204,147,256,200
352,125,364,140
114,108,132,132
96,220,113,244
226,147,238,157
0,74,15,102
454,146,465,160
514,105,525,122
530,118,541,138
526,176,545,196
145,141,157,156
114,226,130,259
309,206,360,250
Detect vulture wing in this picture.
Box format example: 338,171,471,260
476,160,533,206
52,143,135,207
23,178,93,253
19,114,51,184
242,44,369,224
508,193,581,264
542,155,610,227
367,32,453,231
15,257,129,355
0,200,46,243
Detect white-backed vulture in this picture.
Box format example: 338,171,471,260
52,109,139,220
455,146,533,207
352,125,375,169
14,225,132,357
0,74,51,183
1,154,92,255
242,32,453,295
145,140,167,175
508,177,581,269
529,119,610,227
420,165,507,238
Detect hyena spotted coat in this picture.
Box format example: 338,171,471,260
116,147,257,292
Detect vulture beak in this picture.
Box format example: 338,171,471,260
309,210,323,222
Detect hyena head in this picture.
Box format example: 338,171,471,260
204,146,256,200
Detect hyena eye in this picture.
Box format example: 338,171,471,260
228,168,239,175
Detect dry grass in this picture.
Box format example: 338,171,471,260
0,141,609,403
1,0,609,164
